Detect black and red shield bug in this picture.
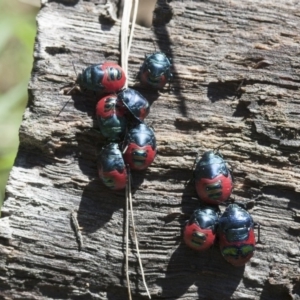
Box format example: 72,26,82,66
123,123,157,171
96,94,127,141
139,52,172,89
117,88,150,122
57,62,126,117
194,151,233,205
98,143,127,190
218,204,257,267
77,62,126,93
183,207,219,251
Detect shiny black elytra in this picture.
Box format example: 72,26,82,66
97,143,127,190
183,207,219,251
139,52,172,89
194,151,233,205
122,123,157,171
117,88,150,122
76,62,126,92
218,203,256,267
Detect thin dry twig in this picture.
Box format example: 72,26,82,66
121,0,132,87
121,0,139,88
128,169,151,299
127,0,139,61
121,2,150,298
125,179,132,300
70,211,83,251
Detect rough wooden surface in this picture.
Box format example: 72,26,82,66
1,0,300,299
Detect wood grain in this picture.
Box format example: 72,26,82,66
1,0,300,299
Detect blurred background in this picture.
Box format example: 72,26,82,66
0,0,39,210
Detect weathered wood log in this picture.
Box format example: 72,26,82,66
1,0,300,299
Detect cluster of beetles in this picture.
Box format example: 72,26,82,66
73,53,172,189
184,151,259,267
70,50,258,267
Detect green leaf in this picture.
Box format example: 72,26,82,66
13,16,37,52
0,20,13,54
0,153,16,171
0,79,28,119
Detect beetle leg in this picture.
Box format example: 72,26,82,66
71,61,78,76
236,78,245,92
184,155,198,186
213,143,227,155
232,78,246,101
